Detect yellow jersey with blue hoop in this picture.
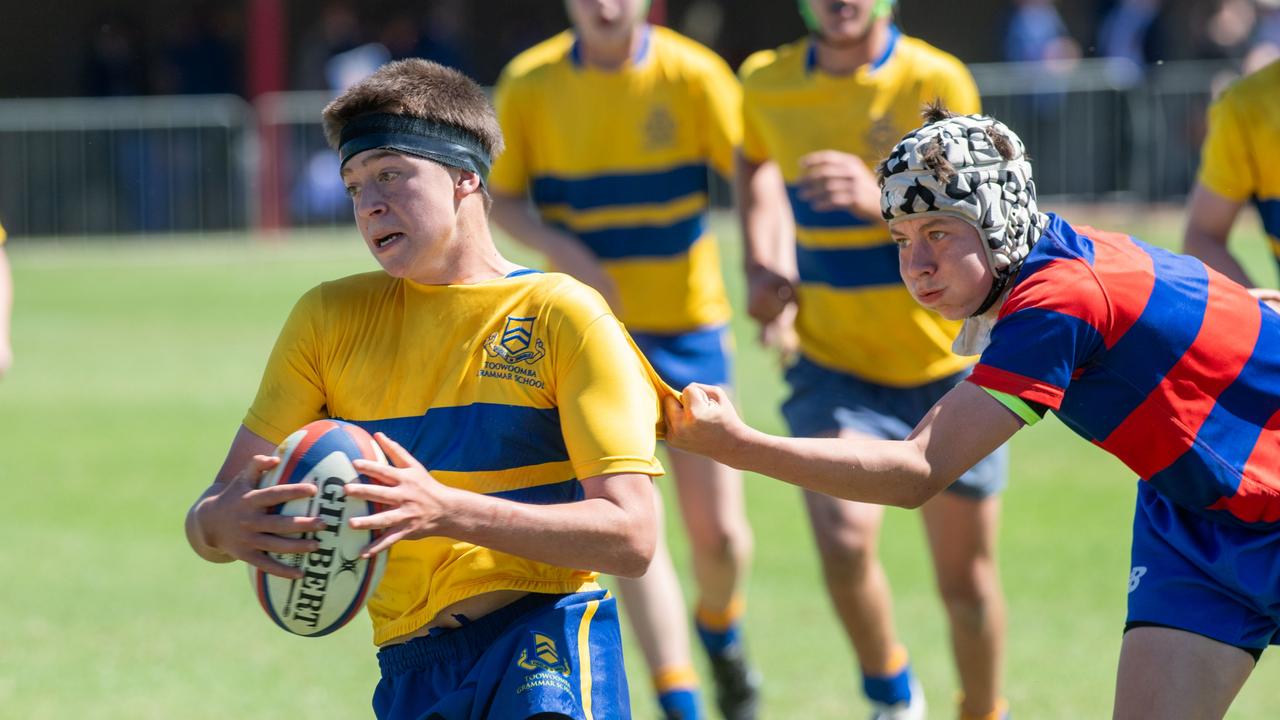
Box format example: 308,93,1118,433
244,269,669,646
1197,59,1280,263
491,26,740,334
740,29,980,386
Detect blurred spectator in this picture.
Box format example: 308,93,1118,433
1004,0,1081,64
379,13,422,62
294,1,363,91
83,14,147,96
1244,0,1280,73
153,5,241,96
414,1,472,74
1095,0,1167,83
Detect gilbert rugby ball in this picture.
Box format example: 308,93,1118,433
251,419,389,637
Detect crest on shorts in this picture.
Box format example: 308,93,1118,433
517,632,571,675
864,114,899,159
485,316,545,365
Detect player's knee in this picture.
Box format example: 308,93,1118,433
688,518,753,569
935,568,1002,628
816,536,878,588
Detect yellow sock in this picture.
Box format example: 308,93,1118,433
653,664,700,694
694,595,745,632
863,644,909,677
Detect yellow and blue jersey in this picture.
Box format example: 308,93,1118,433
245,269,670,645
1197,60,1280,264
491,26,741,334
740,28,980,386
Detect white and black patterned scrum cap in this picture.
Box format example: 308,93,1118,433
879,113,1049,315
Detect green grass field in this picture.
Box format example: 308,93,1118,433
2,211,1276,719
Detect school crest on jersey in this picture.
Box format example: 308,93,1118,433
864,114,899,159
517,632,572,676
643,105,677,150
485,316,546,365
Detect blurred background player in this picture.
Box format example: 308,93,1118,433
665,105,1280,720
488,1,758,718
185,59,670,720
735,2,1008,719
0,218,11,379
1182,58,1280,288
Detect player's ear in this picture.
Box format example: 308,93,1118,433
454,170,483,199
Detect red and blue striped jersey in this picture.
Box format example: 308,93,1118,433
970,214,1280,529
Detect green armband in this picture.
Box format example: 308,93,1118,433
982,387,1043,426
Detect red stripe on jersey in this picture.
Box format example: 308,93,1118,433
1209,408,1280,524
1083,228,1155,348
969,365,1065,409
998,257,1108,335
1098,272,1262,478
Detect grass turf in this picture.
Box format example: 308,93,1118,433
1,211,1275,718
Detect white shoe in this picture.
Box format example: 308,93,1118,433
868,676,926,720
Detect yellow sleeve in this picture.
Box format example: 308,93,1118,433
1198,93,1256,202
741,94,769,165
932,60,981,116
244,286,329,444
551,287,670,480
698,55,743,179
488,68,530,197
0,220,7,245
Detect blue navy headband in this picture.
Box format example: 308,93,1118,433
338,113,492,185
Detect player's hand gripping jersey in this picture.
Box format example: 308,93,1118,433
490,26,740,334
245,270,670,644
971,215,1280,529
1197,60,1280,266
740,28,981,386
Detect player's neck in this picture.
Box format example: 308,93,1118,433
814,20,891,76
411,211,520,286
578,25,647,70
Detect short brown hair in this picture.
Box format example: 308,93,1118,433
876,100,1018,186
321,59,504,160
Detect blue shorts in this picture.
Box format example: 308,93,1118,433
1127,481,1280,654
781,356,1007,499
372,590,631,720
630,324,732,390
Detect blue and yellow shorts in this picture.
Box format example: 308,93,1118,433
630,324,732,390
1127,481,1280,659
372,589,630,720
781,355,1007,499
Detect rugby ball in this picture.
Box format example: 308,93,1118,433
251,419,389,637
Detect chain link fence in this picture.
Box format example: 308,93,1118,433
0,59,1238,238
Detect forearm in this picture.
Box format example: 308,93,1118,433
716,428,943,508
735,155,792,274
490,195,587,261
439,488,655,577
185,487,235,564
1184,228,1253,287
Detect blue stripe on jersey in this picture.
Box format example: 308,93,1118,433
786,185,874,229
989,307,1105,394
1176,306,1280,499
1078,242,1209,442
488,478,585,504
796,242,900,288
346,404,568,472
1017,215,1097,279
561,213,705,260
531,163,710,211
1257,198,1280,242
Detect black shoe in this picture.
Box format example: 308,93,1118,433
708,644,762,720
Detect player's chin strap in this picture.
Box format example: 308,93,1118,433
799,0,895,33
338,113,493,186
